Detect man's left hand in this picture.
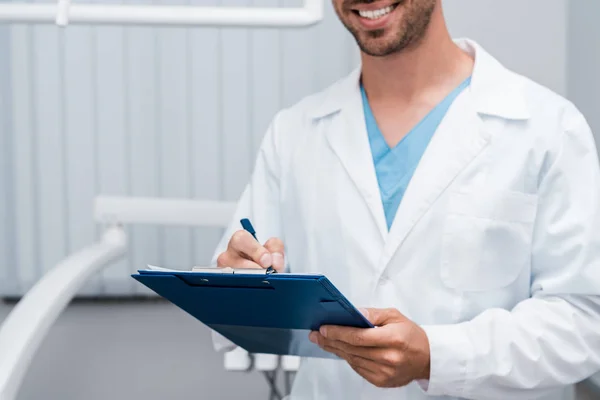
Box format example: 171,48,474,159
309,308,431,388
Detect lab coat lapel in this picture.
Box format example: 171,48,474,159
380,90,491,269
325,88,388,241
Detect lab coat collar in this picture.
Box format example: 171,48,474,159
308,38,531,121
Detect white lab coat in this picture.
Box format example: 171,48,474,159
211,39,600,400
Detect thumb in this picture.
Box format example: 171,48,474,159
264,237,285,272
361,307,406,326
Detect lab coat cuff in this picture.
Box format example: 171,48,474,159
417,324,471,397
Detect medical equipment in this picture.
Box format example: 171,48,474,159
0,1,324,398
0,196,301,400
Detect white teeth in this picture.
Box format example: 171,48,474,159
358,5,394,20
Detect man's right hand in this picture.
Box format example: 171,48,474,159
216,230,285,272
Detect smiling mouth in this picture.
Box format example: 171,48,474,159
351,1,402,20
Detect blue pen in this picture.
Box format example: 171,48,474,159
240,218,276,274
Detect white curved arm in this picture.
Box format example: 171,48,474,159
0,0,324,27
0,226,127,400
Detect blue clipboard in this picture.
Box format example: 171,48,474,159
131,268,373,359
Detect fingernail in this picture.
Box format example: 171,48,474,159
259,253,272,269
320,326,327,338
272,252,284,271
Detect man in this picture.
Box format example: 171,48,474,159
212,0,600,399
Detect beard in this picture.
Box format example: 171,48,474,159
334,0,437,57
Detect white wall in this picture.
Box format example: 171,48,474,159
2,0,598,399
444,0,568,96
567,2,600,394
568,1,600,141
0,0,356,298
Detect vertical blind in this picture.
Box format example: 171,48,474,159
0,0,358,297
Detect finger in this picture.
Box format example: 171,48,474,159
363,308,406,326
312,331,388,362
321,337,403,367
264,237,285,272
228,230,272,269
319,325,386,347
321,323,409,348
216,251,263,269
319,344,379,375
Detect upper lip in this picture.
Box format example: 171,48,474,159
350,1,398,12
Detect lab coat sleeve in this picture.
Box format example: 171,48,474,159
209,112,285,352
419,109,600,399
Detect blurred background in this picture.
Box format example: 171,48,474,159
0,0,599,399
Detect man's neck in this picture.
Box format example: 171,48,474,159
360,14,474,104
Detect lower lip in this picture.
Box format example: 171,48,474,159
353,5,399,30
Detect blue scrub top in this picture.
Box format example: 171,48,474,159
361,77,472,230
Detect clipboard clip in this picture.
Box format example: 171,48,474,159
191,266,277,275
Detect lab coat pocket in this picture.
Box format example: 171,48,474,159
440,189,538,291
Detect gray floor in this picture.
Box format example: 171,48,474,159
0,301,270,400
1,301,599,400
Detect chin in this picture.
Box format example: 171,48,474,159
356,32,405,57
